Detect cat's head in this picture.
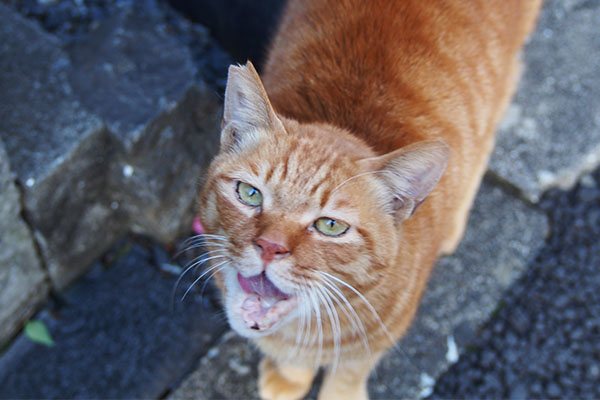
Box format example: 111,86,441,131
198,62,448,339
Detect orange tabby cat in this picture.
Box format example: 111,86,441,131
197,0,541,398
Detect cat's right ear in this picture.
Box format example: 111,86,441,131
221,61,284,153
359,140,450,223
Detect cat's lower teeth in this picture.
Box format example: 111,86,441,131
240,293,298,332
242,295,261,311
261,297,278,308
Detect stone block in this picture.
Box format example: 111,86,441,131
0,141,49,346
0,4,122,290
67,5,222,242
169,178,549,399
0,243,227,398
490,0,600,202
107,88,222,241
0,2,225,289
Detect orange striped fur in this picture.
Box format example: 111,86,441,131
197,0,541,398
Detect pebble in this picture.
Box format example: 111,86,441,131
554,294,570,309
546,382,562,398
228,358,250,376
570,327,584,340
588,364,600,379
509,383,528,400
507,309,530,336
530,381,543,394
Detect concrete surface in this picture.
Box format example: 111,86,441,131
490,0,600,202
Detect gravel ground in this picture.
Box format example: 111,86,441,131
432,166,600,399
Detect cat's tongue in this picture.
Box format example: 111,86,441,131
237,272,295,331
237,272,289,300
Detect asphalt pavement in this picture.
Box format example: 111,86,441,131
432,168,600,399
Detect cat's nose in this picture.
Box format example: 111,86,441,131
254,237,290,263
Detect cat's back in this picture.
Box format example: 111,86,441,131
263,0,541,153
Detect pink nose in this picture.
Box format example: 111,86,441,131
255,238,289,263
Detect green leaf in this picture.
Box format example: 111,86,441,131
24,320,55,347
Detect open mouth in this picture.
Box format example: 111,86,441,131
237,272,297,331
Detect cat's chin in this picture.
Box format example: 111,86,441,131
223,269,299,338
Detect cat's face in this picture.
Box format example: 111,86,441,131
198,62,449,340
200,120,398,338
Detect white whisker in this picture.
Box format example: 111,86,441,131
182,234,228,244
199,262,229,298
181,259,229,301
332,170,388,194
179,241,228,252
318,271,400,352
187,250,229,269
171,252,229,305
302,286,313,350
304,279,324,369
174,251,227,289
288,287,309,360
320,275,371,358
314,282,342,375
179,240,228,250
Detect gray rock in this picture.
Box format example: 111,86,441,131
490,0,600,202
169,178,549,399
0,3,117,290
0,2,223,290
68,6,222,242
0,243,227,398
67,7,196,144
0,141,49,346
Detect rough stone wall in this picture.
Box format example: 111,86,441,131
0,142,49,345
0,2,227,345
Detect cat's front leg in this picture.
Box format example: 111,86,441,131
317,355,380,400
258,357,316,400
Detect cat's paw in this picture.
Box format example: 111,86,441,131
258,358,314,400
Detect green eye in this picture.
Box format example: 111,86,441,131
314,217,349,237
236,182,262,207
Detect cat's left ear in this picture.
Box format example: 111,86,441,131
359,140,450,222
221,61,284,153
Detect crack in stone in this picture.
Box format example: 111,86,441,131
12,178,53,292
